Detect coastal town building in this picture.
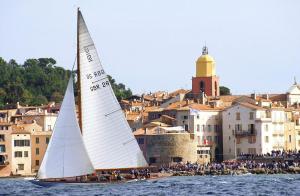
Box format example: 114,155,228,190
134,125,198,167
0,103,56,177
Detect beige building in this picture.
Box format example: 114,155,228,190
134,125,198,167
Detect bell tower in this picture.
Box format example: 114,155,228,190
192,46,219,97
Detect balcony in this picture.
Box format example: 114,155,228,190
235,130,256,137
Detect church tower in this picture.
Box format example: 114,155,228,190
192,46,219,97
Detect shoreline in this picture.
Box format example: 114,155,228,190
169,166,300,176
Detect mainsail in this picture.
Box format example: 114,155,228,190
78,10,148,169
37,77,94,179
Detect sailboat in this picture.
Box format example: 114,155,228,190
28,8,148,185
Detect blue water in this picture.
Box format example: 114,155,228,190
1,174,300,195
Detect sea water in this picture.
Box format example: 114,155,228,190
0,174,300,195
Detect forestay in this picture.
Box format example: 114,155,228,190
78,11,148,169
37,77,94,179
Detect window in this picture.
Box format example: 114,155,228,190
14,140,30,147
18,164,24,170
265,136,269,143
36,148,40,155
0,134,4,142
236,112,241,120
197,115,200,119
137,138,144,144
36,137,39,144
236,138,241,144
48,125,51,131
208,125,211,132
36,160,40,166
149,157,156,164
14,151,22,157
289,135,292,143
237,148,241,155
46,137,50,144
207,136,212,142
202,125,205,132
265,124,269,131
249,112,254,120
248,136,256,144
172,157,182,163
235,124,242,132
24,151,28,157
0,145,5,152
214,125,218,132
183,116,188,120
200,81,205,92
229,136,231,140
197,124,200,132
248,124,255,133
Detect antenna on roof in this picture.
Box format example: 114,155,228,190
294,76,297,85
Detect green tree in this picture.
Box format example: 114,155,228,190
220,86,231,95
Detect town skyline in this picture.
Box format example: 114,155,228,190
1,0,300,95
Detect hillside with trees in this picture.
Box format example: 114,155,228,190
0,57,132,108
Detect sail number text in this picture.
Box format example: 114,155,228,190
90,80,110,92
86,69,105,80
84,47,93,62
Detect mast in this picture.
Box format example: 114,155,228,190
77,8,82,131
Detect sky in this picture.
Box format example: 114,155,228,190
1,0,300,95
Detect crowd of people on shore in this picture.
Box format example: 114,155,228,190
158,155,300,175
238,150,300,160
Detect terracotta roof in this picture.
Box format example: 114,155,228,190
189,103,223,111
238,102,266,110
214,95,242,103
126,113,141,121
269,94,287,102
169,89,190,97
224,102,266,111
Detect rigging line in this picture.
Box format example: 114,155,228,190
71,56,77,72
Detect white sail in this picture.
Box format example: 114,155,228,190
38,77,94,179
78,11,148,169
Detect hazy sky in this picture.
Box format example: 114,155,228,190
1,0,300,95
